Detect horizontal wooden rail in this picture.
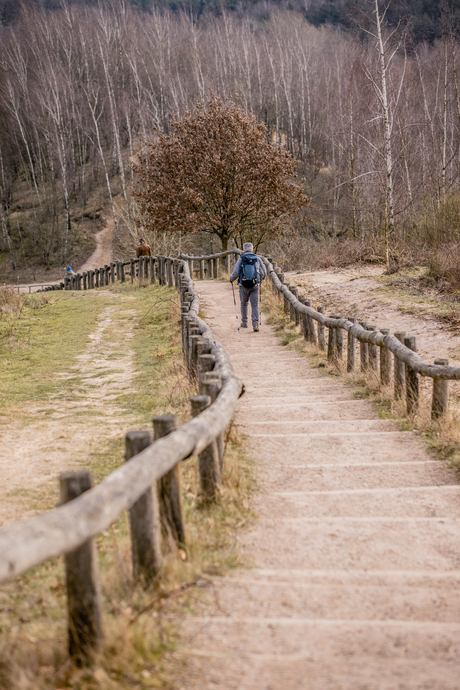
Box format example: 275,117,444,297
264,258,460,381
179,249,242,260
0,366,240,583
0,256,242,586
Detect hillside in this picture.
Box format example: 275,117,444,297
2,0,460,287
1,0,459,41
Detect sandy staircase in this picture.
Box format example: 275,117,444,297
180,280,460,690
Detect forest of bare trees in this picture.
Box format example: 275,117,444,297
1,1,460,270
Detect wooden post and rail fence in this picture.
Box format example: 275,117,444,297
2,247,459,667
0,250,243,666
263,256,455,422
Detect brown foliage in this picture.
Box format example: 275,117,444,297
134,96,308,251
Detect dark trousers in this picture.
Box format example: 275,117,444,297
239,285,260,327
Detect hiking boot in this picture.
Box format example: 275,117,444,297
241,323,248,328
253,326,259,332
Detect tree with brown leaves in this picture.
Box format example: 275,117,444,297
135,96,308,251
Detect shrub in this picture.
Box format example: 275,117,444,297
0,286,24,317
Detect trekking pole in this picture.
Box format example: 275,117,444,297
259,281,262,327
231,282,240,332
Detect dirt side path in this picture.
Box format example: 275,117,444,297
10,219,115,293
78,219,115,273
178,280,460,690
287,266,460,365
0,291,136,526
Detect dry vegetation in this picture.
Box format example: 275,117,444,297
0,281,254,689
2,3,460,277
263,286,460,477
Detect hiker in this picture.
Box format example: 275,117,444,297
65,266,76,278
136,237,152,257
229,242,266,332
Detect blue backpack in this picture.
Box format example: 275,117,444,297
240,252,260,288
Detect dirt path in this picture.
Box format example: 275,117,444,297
0,293,136,526
287,266,460,365
78,219,115,273
179,280,460,689
11,219,115,293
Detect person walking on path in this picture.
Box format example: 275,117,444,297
136,238,152,257
229,242,266,332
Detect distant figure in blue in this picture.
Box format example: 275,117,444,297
229,243,266,332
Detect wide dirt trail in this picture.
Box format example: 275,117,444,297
181,280,460,689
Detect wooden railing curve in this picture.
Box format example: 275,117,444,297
0,251,243,664
264,256,455,418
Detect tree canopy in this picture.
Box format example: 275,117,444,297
135,97,308,251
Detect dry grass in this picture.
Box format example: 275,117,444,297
0,285,25,317
0,282,254,690
0,429,253,690
262,285,460,479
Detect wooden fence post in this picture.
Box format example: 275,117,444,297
125,431,162,582
156,257,162,284
182,315,194,361
404,336,419,414
367,325,378,372
110,263,116,283
360,322,369,371
287,286,295,322
199,260,204,280
307,305,317,345
225,254,231,273
432,358,449,420
201,377,224,470
317,306,326,350
120,263,125,283
276,272,284,299
190,395,220,500
189,332,202,375
60,471,103,665
327,316,338,362
300,299,309,341
380,329,391,386
336,317,343,361
291,287,299,325
394,332,406,399
196,340,212,370
198,354,216,391
153,415,185,547
83,272,87,290
283,287,290,316
347,317,356,372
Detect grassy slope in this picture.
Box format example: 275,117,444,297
0,283,253,689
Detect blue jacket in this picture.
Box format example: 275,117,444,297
230,252,267,284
